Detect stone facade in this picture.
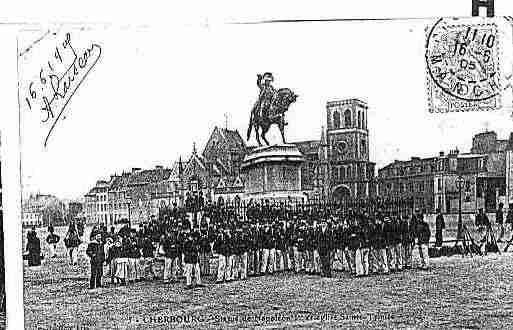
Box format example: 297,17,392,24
379,131,510,214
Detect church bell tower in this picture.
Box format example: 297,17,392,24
325,99,374,199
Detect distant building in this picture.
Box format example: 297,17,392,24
378,131,509,214
22,193,63,227
84,180,110,225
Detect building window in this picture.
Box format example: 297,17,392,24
438,178,442,192
465,181,471,192
358,112,361,129
361,140,366,156
340,166,346,180
344,109,351,127
333,111,341,129
362,112,365,129
347,166,352,178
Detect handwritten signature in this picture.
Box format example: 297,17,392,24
23,32,102,147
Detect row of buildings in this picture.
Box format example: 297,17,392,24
21,193,82,227
80,98,513,226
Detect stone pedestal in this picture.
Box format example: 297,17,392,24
241,144,306,201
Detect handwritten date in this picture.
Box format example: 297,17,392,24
24,32,102,147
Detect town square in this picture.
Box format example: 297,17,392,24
16,15,513,330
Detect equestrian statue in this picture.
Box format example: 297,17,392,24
246,72,298,146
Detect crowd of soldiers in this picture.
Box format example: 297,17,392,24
82,198,431,290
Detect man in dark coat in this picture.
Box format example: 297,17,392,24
435,209,445,247
496,203,505,243
86,233,105,289
26,228,42,267
416,215,431,270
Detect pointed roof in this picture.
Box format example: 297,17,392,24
127,168,172,186
203,126,246,155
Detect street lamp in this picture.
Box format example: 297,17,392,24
455,175,465,240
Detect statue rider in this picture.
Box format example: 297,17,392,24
251,72,276,120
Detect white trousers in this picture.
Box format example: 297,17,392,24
185,263,201,286
394,244,403,270
163,257,179,281
418,244,430,269
216,255,227,282
49,244,56,258
356,248,370,276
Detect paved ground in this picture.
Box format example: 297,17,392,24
22,225,513,329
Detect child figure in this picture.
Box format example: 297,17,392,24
46,227,60,258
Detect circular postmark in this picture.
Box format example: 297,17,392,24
426,18,501,102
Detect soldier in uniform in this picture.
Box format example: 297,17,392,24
284,219,295,271
239,226,249,280
401,214,414,269
260,223,274,275
274,222,286,272
182,227,202,289
373,216,389,274
214,227,228,283
383,217,396,272
198,225,212,277
317,221,333,277
356,216,371,277
247,223,258,276
293,222,306,273
391,216,403,271
346,218,360,276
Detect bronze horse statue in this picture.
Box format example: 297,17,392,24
246,88,298,146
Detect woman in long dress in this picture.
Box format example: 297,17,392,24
64,223,80,265
26,228,42,267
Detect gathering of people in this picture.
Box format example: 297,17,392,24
23,195,513,291
78,197,432,290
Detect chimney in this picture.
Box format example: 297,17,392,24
439,151,445,157
132,167,141,173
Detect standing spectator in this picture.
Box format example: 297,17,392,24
46,226,60,258
26,228,42,267
114,237,130,286
86,233,105,290
496,203,505,243
476,208,490,242
506,204,513,231
435,209,445,247
64,224,80,265
416,215,431,270
105,237,121,284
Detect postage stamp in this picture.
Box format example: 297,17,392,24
426,17,502,113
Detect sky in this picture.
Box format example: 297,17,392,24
17,18,513,200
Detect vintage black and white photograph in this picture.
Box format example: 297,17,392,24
15,10,513,329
